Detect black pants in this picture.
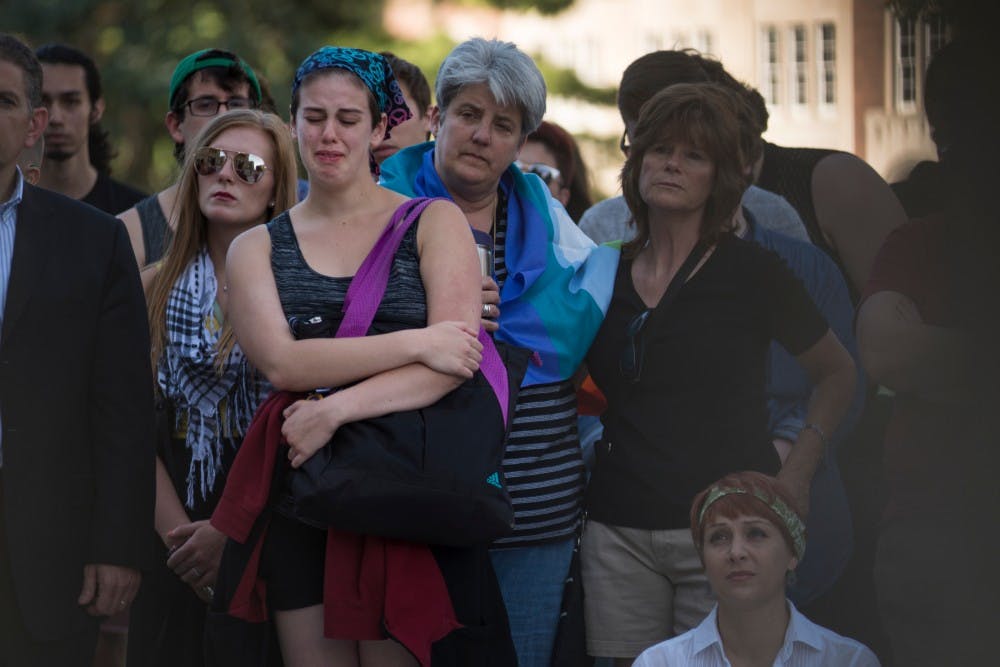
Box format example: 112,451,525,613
0,474,98,667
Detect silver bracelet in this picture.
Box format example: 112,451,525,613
803,422,829,447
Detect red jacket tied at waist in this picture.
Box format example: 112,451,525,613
211,391,461,666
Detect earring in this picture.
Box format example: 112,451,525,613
268,201,275,208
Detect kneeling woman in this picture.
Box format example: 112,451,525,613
212,48,514,666
634,471,879,666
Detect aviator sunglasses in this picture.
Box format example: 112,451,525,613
514,160,563,186
193,146,269,185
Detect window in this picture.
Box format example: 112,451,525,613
818,22,836,106
695,29,714,56
761,26,780,105
791,25,807,106
925,14,949,61
895,18,917,110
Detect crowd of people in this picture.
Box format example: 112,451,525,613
0,22,996,667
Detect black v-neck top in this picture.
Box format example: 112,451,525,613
585,233,829,529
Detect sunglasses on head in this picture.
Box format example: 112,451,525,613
619,308,651,383
514,160,563,186
193,146,269,185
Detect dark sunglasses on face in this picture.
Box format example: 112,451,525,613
619,308,651,383
183,96,255,117
193,146,269,185
514,160,563,186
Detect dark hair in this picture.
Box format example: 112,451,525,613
256,74,278,114
35,43,116,175
620,83,745,257
290,68,380,129
170,49,259,163
617,50,711,127
0,33,43,109
527,120,592,221
380,51,431,117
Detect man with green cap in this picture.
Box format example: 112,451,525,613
118,48,262,267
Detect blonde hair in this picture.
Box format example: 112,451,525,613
147,109,298,371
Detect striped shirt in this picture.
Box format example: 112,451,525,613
0,168,25,467
492,189,586,547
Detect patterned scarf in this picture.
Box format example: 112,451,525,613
158,249,264,507
380,142,619,386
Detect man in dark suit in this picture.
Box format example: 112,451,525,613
0,34,154,666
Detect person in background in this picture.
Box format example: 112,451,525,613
857,37,1000,667
35,43,146,213
126,109,297,667
15,136,42,185
0,33,154,667
517,119,592,222
633,471,879,667
380,37,618,667
889,40,958,220
582,83,855,665
580,50,809,246
374,51,434,166
119,48,263,267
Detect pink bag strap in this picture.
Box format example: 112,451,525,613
335,198,510,425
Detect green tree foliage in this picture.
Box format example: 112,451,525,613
4,0,383,191
478,0,575,15
2,0,596,192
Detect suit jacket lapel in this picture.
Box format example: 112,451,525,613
1,185,52,347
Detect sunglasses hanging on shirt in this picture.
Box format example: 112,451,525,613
193,146,270,185
619,241,709,383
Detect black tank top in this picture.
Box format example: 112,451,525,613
757,142,839,258
266,210,427,328
135,194,172,265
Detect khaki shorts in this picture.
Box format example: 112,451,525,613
581,519,715,658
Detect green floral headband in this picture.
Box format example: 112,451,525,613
697,485,806,559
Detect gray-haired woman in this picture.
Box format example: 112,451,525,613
381,37,618,667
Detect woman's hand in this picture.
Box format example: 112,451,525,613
415,321,483,378
165,520,226,601
481,276,501,333
282,396,342,468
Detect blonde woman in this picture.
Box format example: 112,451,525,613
128,109,297,667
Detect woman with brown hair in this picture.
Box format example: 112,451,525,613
581,83,856,665
517,119,592,221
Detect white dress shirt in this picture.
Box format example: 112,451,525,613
633,601,880,667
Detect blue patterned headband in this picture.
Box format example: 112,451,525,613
292,47,411,135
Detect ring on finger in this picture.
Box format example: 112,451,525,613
191,567,202,578
482,303,493,318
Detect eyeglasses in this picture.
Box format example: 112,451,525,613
183,96,255,117
619,309,651,383
514,160,563,186
619,130,632,156
193,146,270,185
